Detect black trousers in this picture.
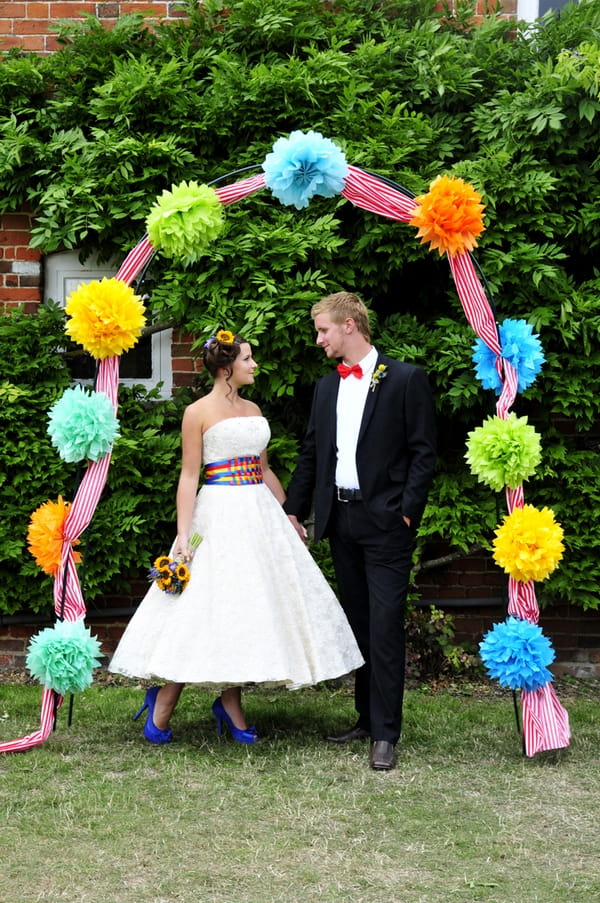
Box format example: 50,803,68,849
328,499,415,744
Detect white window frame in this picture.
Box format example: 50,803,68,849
517,0,578,21
44,250,172,398
517,0,540,20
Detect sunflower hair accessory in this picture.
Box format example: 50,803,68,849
216,329,235,344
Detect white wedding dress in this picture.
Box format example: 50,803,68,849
109,416,364,688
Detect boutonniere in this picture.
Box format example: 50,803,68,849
370,364,388,392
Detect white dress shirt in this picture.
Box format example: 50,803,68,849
335,346,378,490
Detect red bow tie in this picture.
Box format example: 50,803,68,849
337,362,363,379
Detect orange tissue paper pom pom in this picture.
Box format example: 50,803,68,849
27,496,82,577
409,175,485,257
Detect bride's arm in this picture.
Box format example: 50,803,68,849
174,404,204,561
260,448,286,505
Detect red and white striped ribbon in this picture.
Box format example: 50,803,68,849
341,166,419,222
215,172,266,206
342,167,503,359
496,359,519,420
507,577,540,624
447,253,502,357
505,485,524,512
115,235,155,286
522,683,571,756
0,687,62,754
55,357,120,622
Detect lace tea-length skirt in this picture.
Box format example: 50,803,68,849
109,416,363,688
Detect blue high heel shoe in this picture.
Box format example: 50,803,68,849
211,697,258,744
133,686,173,744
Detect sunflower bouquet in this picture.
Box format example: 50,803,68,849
148,532,202,596
148,556,190,595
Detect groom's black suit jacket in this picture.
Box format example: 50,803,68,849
284,354,437,539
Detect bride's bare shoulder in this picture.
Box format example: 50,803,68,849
243,399,262,417
182,396,213,430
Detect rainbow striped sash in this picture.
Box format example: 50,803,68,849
204,455,263,485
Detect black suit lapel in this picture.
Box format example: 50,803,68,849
319,371,340,452
358,355,384,443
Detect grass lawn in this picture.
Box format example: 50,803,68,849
1,678,598,903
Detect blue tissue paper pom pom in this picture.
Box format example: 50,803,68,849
48,385,119,463
479,616,555,692
262,129,349,210
26,619,103,695
473,318,545,395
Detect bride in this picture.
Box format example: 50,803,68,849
109,329,363,744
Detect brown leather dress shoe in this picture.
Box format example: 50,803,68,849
325,726,371,743
370,740,397,771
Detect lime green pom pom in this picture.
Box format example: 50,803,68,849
146,181,224,265
465,412,542,492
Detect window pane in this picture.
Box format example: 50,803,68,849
67,334,153,381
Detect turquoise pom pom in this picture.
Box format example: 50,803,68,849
26,619,103,695
262,130,349,210
479,616,555,692
473,318,545,395
48,385,119,463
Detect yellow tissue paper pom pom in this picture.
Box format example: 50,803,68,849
493,504,564,583
65,278,146,360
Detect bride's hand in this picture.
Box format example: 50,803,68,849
174,535,191,562
175,531,203,562
287,515,308,544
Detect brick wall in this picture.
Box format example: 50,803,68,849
171,329,203,389
444,0,518,19
1,549,599,676
0,212,42,311
1,0,520,55
416,548,505,603
2,596,599,678
0,2,187,54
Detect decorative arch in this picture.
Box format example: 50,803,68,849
0,131,569,757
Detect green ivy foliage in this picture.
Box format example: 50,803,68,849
0,305,72,614
0,306,190,614
0,0,599,613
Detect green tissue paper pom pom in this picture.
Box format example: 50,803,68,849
465,412,542,492
26,619,103,695
48,385,119,463
146,181,224,265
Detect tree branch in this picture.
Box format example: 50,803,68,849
413,543,485,575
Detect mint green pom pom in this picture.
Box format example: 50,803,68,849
465,412,542,491
48,385,119,463
146,181,224,265
26,619,103,695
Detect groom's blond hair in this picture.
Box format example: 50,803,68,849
311,292,371,341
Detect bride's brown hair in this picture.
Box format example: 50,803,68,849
202,332,245,379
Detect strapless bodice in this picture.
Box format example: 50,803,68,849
202,416,270,465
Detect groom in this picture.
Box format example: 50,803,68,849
285,291,437,771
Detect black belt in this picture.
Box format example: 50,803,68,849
336,487,363,502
